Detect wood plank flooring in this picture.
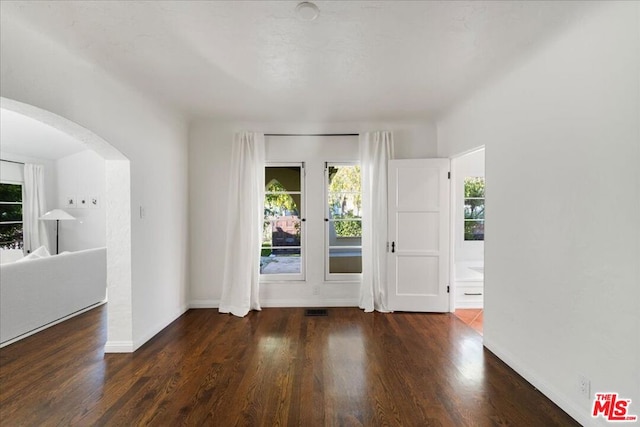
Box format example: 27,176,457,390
0,305,579,426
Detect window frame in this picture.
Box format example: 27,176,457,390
324,161,362,282
0,181,24,250
260,162,306,282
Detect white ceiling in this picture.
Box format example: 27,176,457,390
0,109,87,160
1,1,597,122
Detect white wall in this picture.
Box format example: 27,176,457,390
452,149,485,264
437,3,639,426
1,17,189,351
56,149,106,252
189,121,437,307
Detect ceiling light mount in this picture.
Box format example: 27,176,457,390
296,2,320,21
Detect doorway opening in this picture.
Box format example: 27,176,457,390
450,147,485,335
1,97,133,350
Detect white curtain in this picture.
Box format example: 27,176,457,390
359,131,394,312
23,163,50,253
219,132,265,317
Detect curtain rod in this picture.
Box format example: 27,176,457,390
264,133,359,137
0,159,25,165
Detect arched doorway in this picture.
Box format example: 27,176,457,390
1,97,133,352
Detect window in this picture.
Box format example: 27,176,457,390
326,163,362,279
464,177,485,241
261,164,304,280
0,183,23,249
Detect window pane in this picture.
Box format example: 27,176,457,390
330,220,361,238
328,166,361,216
464,177,485,197
328,193,362,220
261,247,301,274
329,248,362,274
262,165,304,279
0,204,22,222
464,199,485,219
0,184,22,202
262,222,273,246
328,165,361,193
265,167,301,192
265,193,301,219
464,220,484,241
268,218,301,247
0,223,23,249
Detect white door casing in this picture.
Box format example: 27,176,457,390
387,159,450,312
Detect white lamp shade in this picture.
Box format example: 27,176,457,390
40,209,76,221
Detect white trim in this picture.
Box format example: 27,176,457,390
448,146,485,312
0,300,106,348
189,299,221,309
130,304,189,352
483,337,589,427
260,298,359,308
189,298,359,308
104,340,135,353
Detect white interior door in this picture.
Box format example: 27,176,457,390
387,159,450,312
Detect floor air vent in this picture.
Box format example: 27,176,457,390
305,308,328,317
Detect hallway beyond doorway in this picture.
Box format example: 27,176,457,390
455,308,483,335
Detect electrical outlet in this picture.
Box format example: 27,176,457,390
579,375,591,399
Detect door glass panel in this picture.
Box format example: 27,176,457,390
266,167,301,192
326,164,362,278
330,220,362,239
262,165,304,278
329,248,362,274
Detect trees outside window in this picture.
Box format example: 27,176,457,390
0,183,23,249
464,177,485,241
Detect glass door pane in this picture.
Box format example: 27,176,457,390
326,164,362,278
261,165,304,278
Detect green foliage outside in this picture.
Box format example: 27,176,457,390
264,181,299,218
0,183,22,202
329,166,362,238
464,177,485,240
0,184,23,249
334,216,362,238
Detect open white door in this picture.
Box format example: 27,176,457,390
387,159,450,312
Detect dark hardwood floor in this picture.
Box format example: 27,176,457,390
0,305,579,426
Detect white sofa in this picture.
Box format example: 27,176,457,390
0,247,107,345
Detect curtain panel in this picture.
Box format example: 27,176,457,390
23,163,50,253
219,132,265,317
359,131,394,312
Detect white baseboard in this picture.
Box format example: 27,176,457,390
131,303,189,352
188,298,359,309
483,337,591,427
105,303,189,353
0,300,106,349
104,340,135,353
189,299,220,309
260,298,359,308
